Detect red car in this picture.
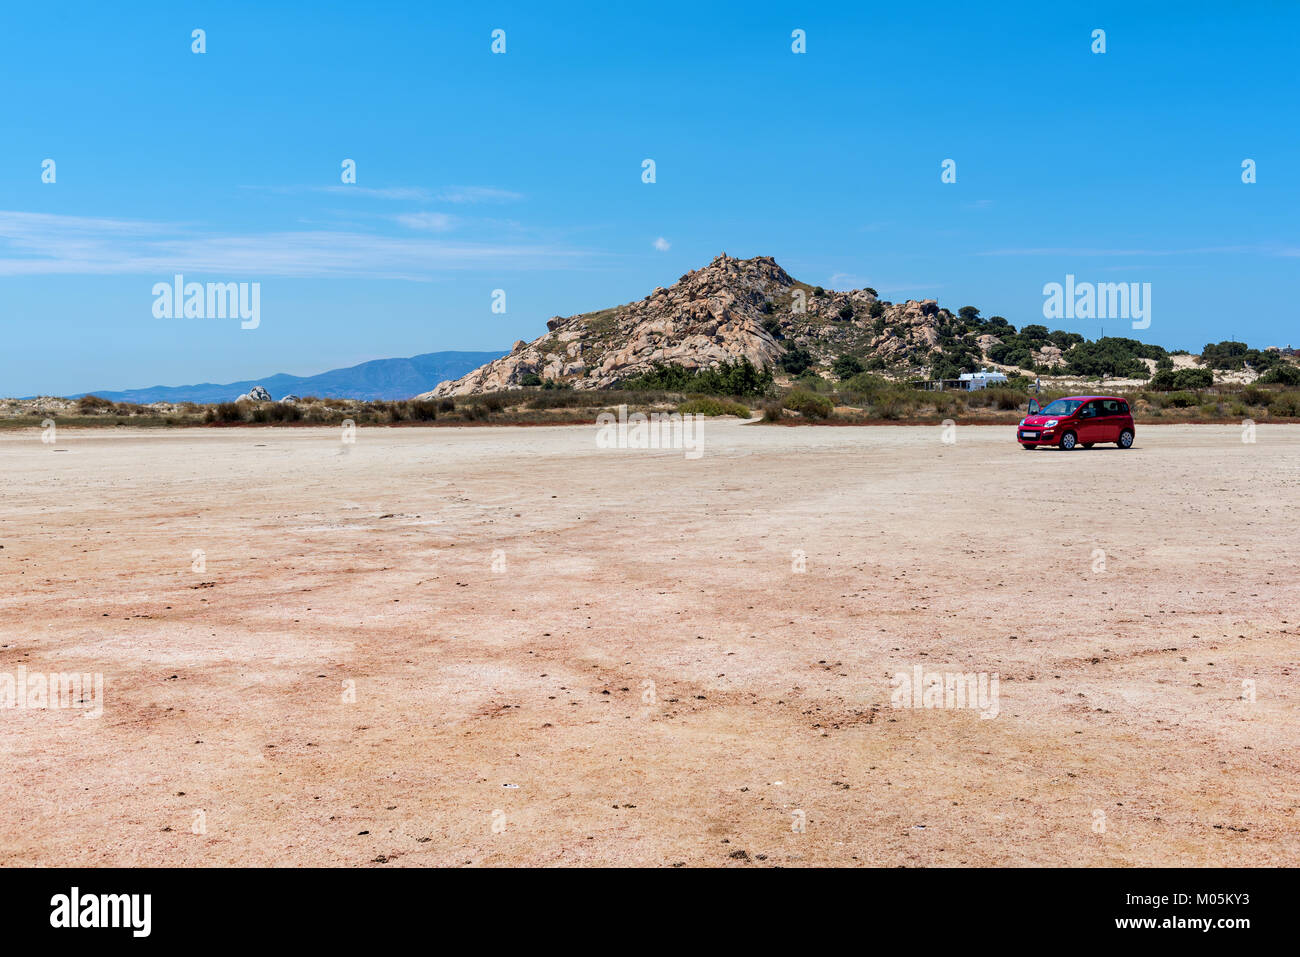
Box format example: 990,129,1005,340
1017,395,1135,450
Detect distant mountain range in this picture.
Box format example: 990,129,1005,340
67,351,505,404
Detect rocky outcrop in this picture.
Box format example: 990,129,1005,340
237,385,272,402
419,254,960,397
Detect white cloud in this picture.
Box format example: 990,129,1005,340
240,184,523,204
653,237,671,252
395,212,456,231
0,210,588,280
433,186,524,204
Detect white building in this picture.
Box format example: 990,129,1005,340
958,369,1009,391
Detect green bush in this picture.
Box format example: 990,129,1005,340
1173,367,1214,390
621,357,774,397
678,398,750,417
1149,369,1176,391
1241,385,1272,407
783,389,833,419
1271,392,1300,417
779,345,815,376
1259,363,1300,386
841,372,893,401
831,354,864,380
1165,391,1196,408
871,395,910,420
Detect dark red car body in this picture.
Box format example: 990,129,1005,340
1017,395,1135,450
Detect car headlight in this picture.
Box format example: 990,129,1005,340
1044,419,1058,427
1018,418,1025,427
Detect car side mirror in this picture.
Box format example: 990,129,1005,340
1027,399,1040,415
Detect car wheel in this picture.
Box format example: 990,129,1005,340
1059,431,1077,450
1083,442,1095,449
1118,429,1134,449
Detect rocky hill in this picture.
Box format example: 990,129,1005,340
421,253,1299,397
421,254,958,396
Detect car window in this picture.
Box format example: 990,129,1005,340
1117,401,1129,415
1100,399,1121,415
1078,401,1098,417
1040,399,1084,416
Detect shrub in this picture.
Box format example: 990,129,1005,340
408,400,438,421
1173,367,1214,390
76,395,114,413
1271,392,1300,416
837,303,854,321
872,395,908,420
209,402,244,423
1165,391,1195,408
783,389,833,419
621,357,774,397
678,398,750,417
761,401,784,422
266,402,302,423
778,346,815,376
831,354,864,380
1149,369,1176,391
519,372,542,387
438,398,455,412
983,387,1023,411
1259,363,1300,386
1241,385,1272,407
841,373,893,401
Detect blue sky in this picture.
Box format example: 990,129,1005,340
2,0,1297,396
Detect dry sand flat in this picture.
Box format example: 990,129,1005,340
1,422,1297,867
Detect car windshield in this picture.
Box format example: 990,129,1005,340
1038,399,1084,417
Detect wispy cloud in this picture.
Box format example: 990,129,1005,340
243,184,434,201
0,210,587,280
395,212,456,231
652,237,671,252
241,184,525,204
434,186,523,204
978,245,1264,257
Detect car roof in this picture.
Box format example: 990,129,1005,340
1059,395,1124,402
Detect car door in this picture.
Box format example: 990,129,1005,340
1075,401,1102,443
1097,399,1122,442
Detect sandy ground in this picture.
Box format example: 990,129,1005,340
1,421,1297,867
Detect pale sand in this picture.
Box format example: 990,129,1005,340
1,422,1296,866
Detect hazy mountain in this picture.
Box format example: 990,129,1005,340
73,351,506,404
